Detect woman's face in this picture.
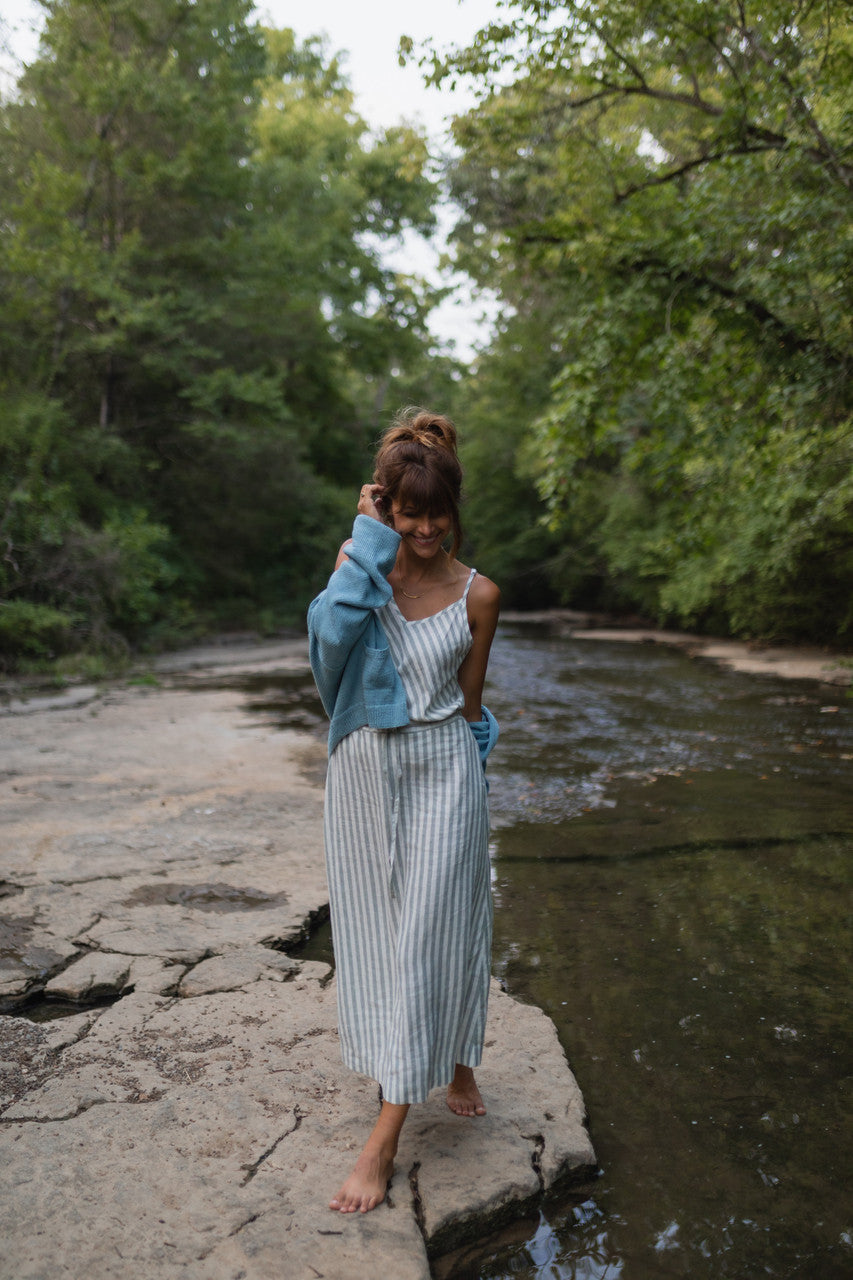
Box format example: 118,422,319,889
389,501,451,558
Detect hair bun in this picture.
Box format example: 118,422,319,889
382,407,458,458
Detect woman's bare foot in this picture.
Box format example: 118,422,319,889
446,1063,487,1117
329,1144,395,1214
329,1100,409,1213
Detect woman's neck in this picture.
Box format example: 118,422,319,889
394,547,458,595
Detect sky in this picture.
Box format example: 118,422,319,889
0,0,505,355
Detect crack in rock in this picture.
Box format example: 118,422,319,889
50,849,239,886
522,1132,546,1193
267,1026,326,1060
272,904,330,953
42,1008,106,1053
229,1213,259,1238
240,1108,302,1185
1,1096,110,1125
136,997,178,1028
51,873,142,887
408,1160,427,1243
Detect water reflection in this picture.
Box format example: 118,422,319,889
485,626,851,830
477,626,853,1280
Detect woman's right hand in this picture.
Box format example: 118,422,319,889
357,483,385,521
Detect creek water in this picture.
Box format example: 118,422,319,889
259,624,853,1279
474,625,852,1280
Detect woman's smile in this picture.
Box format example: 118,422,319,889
391,505,451,555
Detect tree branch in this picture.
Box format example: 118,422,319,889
540,79,848,186
589,19,649,90
582,79,725,118
614,142,777,203
510,229,845,368
626,254,847,366
739,23,852,189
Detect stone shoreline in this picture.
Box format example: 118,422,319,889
0,638,596,1280
499,610,852,686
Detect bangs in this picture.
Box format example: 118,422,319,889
395,466,453,517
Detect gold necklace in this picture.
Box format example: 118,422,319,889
397,550,450,599
399,579,442,599
398,566,448,599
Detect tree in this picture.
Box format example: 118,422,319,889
0,1,439,665
421,0,853,637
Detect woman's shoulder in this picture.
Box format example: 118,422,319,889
469,571,500,608
467,571,501,631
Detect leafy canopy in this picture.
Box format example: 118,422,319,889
420,0,853,637
0,0,440,665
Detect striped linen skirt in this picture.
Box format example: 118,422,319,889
323,714,492,1105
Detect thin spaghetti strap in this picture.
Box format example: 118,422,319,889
461,567,477,601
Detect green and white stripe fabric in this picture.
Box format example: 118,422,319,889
377,568,476,723
323,574,492,1105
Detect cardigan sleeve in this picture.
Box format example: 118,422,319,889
307,515,401,693
467,705,499,790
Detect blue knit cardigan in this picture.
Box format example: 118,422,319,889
307,514,499,768
308,515,407,755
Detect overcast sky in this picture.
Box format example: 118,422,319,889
268,0,500,134
2,0,500,131
0,0,503,354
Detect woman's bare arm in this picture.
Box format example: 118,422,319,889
457,575,501,722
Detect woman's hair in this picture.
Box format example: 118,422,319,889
373,407,463,558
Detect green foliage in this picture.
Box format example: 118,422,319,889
426,0,853,639
8,0,848,657
0,601,78,665
0,0,440,668
456,302,569,606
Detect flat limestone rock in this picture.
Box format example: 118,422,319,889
0,924,83,1007
178,946,299,996
402,984,597,1257
0,978,429,1279
479,985,595,1188
0,972,594,1278
76,916,213,964
45,950,133,1000
41,1009,102,1052
3,684,100,715
80,902,305,962
0,640,597,1278
568,627,853,686
127,956,187,996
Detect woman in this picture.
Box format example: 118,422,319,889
308,408,500,1214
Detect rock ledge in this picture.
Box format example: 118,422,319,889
0,640,595,1278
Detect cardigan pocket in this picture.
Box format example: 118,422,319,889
362,643,399,707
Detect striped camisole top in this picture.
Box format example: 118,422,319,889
378,568,476,723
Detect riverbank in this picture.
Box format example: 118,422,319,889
500,612,853,686
0,638,595,1280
